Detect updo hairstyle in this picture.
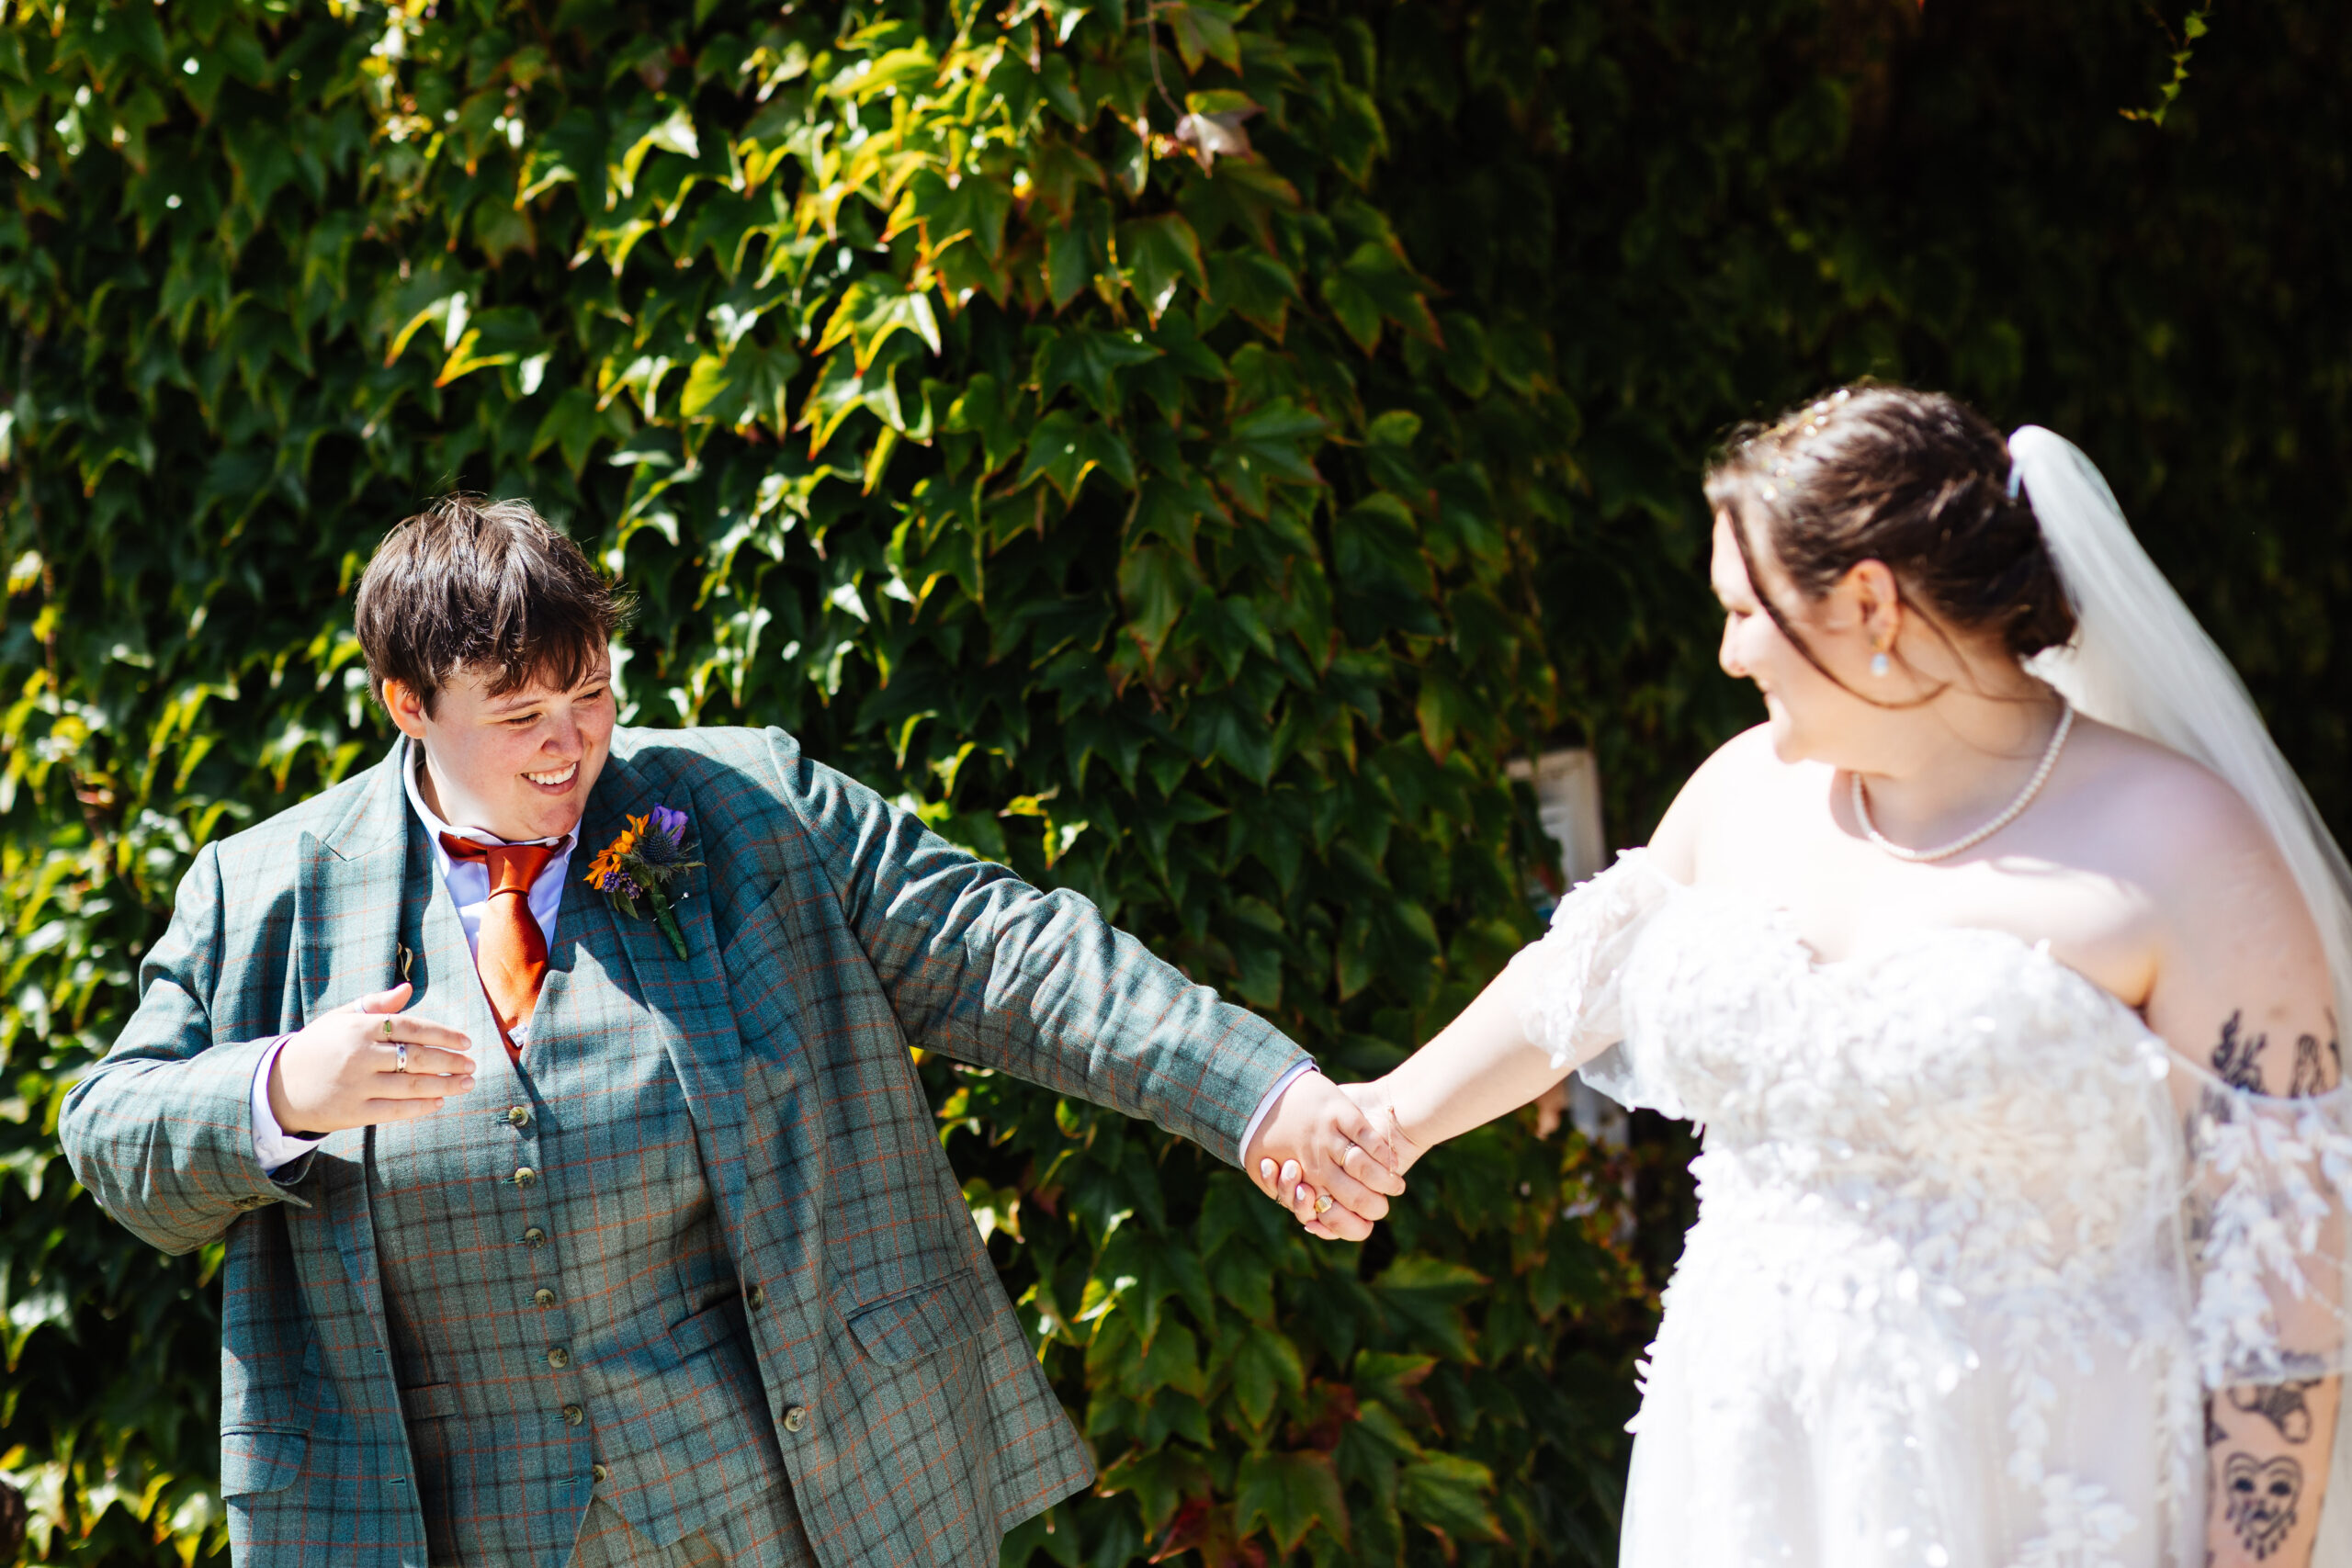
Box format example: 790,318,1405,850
1704,386,2077,694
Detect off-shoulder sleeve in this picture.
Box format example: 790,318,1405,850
1507,850,1677,1110
2177,1062,2352,1388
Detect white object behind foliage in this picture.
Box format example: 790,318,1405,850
1507,748,1626,1149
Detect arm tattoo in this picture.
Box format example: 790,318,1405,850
2228,1381,2318,1444
2211,1010,2344,1098
2213,1012,2270,1092
2223,1451,2303,1560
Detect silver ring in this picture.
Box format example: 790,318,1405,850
393,1042,408,1074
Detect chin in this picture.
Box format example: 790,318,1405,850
1759,695,1809,762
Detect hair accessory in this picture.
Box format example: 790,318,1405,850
1760,484,1778,501
1850,702,2075,862
1870,651,1892,678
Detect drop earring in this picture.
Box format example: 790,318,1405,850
1870,650,1892,678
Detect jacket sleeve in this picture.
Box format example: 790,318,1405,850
763,730,1311,1165
59,842,312,1257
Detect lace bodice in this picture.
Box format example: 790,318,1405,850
1513,852,2352,1568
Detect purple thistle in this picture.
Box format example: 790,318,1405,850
650,804,689,846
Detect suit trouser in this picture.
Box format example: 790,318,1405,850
562,1479,817,1568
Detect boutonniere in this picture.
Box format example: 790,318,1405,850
585,805,704,959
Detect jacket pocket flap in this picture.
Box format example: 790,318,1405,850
846,1269,998,1369
401,1382,457,1421
220,1427,306,1496
669,1296,750,1360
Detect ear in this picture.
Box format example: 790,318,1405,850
1843,559,1905,652
379,677,431,740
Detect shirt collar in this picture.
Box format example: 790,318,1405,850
401,738,574,852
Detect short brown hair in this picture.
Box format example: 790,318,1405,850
1704,385,2077,694
354,495,630,713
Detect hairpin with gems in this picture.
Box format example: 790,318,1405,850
1751,388,1852,502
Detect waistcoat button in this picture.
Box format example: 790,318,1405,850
548,1347,571,1369
534,1289,557,1308
563,1404,584,1427
524,1227,547,1247
591,1464,608,1485
507,1105,532,1128
782,1405,808,1433
745,1284,766,1310
514,1167,537,1187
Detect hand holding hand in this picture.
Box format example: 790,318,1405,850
1242,1069,1414,1241
266,983,477,1136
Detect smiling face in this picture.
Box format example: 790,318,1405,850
382,660,615,842
1711,507,1879,764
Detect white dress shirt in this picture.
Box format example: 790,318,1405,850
253,742,1309,1169
249,740,574,1170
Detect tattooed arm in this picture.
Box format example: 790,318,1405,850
2198,1010,2343,1567
2146,816,2343,1568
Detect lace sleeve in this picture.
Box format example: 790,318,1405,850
2179,1062,2352,1388
1507,851,1675,1110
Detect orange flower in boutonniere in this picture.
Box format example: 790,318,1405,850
585,804,703,958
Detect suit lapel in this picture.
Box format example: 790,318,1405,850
286,740,417,1360
569,748,752,1251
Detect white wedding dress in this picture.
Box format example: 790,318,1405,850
1520,850,2352,1568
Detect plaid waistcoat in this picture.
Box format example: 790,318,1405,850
374,811,797,1566
61,727,1308,1568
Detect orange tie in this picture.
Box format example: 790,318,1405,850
438,835,558,1062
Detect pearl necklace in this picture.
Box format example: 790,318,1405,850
1849,703,2076,863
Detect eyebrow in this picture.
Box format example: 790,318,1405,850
485,671,610,712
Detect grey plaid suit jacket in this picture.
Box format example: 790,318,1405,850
61,727,1308,1567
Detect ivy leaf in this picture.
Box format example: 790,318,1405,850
528,386,635,476
1159,0,1242,72
1397,1453,1504,1542
1017,408,1137,498
1027,136,1107,221
1099,1447,1211,1538
1223,1323,1306,1430
816,278,944,374
1116,213,1205,323
1374,1256,1487,1363
1035,327,1161,418
1116,539,1201,661
1211,398,1325,514
435,305,543,387
679,341,801,431
1234,1450,1349,1554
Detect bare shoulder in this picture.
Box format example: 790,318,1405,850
1647,726,1822,881
2055,719,2287,897
2057,719,2328,1000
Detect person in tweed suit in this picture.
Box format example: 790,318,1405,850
60,498,1402,1568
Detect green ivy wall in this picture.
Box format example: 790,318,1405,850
0,0,2346,1564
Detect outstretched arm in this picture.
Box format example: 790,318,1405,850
765,731,1403,1235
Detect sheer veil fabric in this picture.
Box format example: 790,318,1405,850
2011,425,2352,1561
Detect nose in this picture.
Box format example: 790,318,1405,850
1718,617,1747,680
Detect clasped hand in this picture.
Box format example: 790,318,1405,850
1239,1072,1423,1241
266,983,478,1136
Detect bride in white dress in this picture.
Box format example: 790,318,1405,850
1267,388,2352,1566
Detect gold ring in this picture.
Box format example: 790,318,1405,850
393,1043,408,1075
1312,1192,1333,1217
382,1016,396,1039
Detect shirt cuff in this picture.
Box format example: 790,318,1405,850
251,1035,325,1174
1236,1059,1318,1165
